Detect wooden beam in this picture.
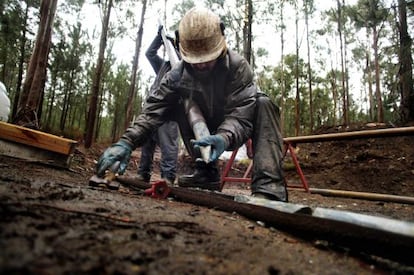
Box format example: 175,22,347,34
0,121,77,155
0,139,73,168
284,126,414,144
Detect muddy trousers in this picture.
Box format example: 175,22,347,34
175,93,286,201
138,121,179,181
250,94,287,201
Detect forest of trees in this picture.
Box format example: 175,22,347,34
0,0,413,148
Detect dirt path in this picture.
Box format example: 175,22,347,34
1,133,414,274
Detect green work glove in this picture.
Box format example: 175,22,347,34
96,140,132,177
192,134,227,162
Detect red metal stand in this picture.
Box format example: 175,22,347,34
283,142,309,191
220,140,309,192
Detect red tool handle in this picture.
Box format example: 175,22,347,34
144,180,171,199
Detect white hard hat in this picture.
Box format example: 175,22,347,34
178,7,227,64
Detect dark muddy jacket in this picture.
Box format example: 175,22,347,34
121,49,257,151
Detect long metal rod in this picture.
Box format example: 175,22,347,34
284,126,414,144
310,188,414,205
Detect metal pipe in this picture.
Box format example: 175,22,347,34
284,126,414,144
184,99,211,163
116,175,414,266
309,188,414,205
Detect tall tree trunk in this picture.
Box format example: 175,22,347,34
342,0,350,123
279,0,285,135
336,0,348,126
372,26,384,122
12,0,29,119
125,0,147,130
45,84,56,130
60,75,74,132
397,0,414,123
44,62,58,130
328,42,338,125
84,0,113,148
14,0,58,128
366,47,374,121
95,82,105,143
294,1,300,136
304,0,313,133
243,0,253,64
111,101,120,142
330,70,338,125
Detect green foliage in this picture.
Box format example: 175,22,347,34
349,0,388,29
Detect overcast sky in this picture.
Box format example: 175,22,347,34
77,0,403,104
79,0,362,68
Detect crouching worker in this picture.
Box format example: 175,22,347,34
96,7,288,202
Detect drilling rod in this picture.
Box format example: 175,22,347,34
158,22,211,163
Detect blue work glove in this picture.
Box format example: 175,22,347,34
192,134,228,162
96,140,132,177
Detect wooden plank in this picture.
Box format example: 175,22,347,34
0,139,73,168
0,121,77,155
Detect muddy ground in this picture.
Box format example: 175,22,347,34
1,124,414,274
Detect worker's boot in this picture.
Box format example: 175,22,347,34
252,181,288,202
178,160,220,191
137,172,151,183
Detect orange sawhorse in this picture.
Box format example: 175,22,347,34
219,140,309,192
